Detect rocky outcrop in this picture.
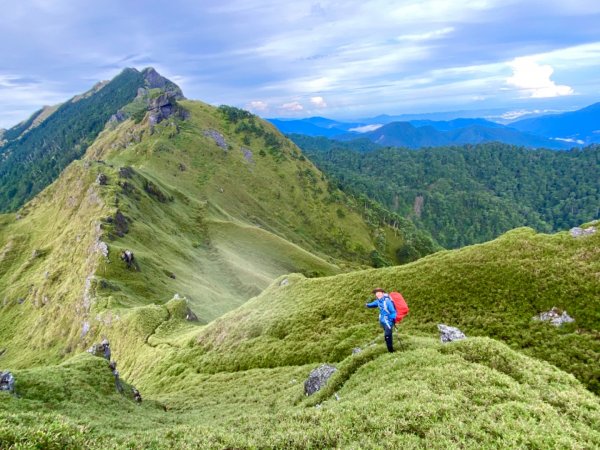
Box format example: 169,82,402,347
147,92,189,126
185,307,199,322
204,129,228,149
87,338,111,360
88,340,142,402
0,371,15,393
121,250,135,269
142,67,184,100
304,364,337,396
112,210,129,237
96,173,108,185
570,226,597,237
109,68,188,127
132,387,142,402
438,324,467,343
533,307,575,326
242,147,254,164
118,166,134,178
108,110,127,124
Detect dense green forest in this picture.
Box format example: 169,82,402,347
0,69,145,212
291,135,599,248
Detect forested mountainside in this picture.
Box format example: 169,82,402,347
292,135,599,248
0,68,182,212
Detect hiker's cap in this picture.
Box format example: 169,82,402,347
372,287,385,294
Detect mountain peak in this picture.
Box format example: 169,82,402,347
140,66,185,100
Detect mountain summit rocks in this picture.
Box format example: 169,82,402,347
107,67,188,127
141,67,184,100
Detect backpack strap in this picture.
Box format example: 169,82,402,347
382,295,389,314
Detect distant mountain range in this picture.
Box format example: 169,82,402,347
267,102,600,150
509,102,600,145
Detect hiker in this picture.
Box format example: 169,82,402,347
366,288,397,352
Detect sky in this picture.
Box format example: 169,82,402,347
2,0,600,128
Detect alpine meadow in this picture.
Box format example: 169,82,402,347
0,69,598,449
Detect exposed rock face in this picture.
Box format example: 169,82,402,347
113,210,129,237
108,110,127,124
204,129,228,149
87,339,111,360
0,371,15,393
570,226,597,237
242,147,254,164
142,67,184,100
109,361,124,393
185,307,199,322
533,307,575,326
132,387,142,402
96,173,108,185
148,93,181,126
81,320,91,338
118,166,134,178
413,195,424,218
121,250,135,268
304,364,337,396
108,68,187,127
94,240,109,258
438,324,467,343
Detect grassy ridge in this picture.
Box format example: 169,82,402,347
0,97,423,368
130,226,598,394
1,337,598,448
0,160,111,367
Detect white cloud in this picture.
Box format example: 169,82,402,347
506,57,574,98
310,96,327,108
349,124,383,133
280,101,303,112
553,137,584,144
247,100,268,111
396,27,455,42
496,108,561,121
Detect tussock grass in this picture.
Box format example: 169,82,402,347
1,338,598,448
136,226,599,394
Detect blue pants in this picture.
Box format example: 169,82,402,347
382,322,394,352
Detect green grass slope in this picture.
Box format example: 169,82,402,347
131,226,599,394
1,336,598,448
0,95,428,369
1,209,598,447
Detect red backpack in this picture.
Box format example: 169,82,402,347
389,291,409,323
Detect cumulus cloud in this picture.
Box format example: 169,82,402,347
506,57,574,98
280,101,304,112
247,100,268,111
3,0,600,125
310,96,327,108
